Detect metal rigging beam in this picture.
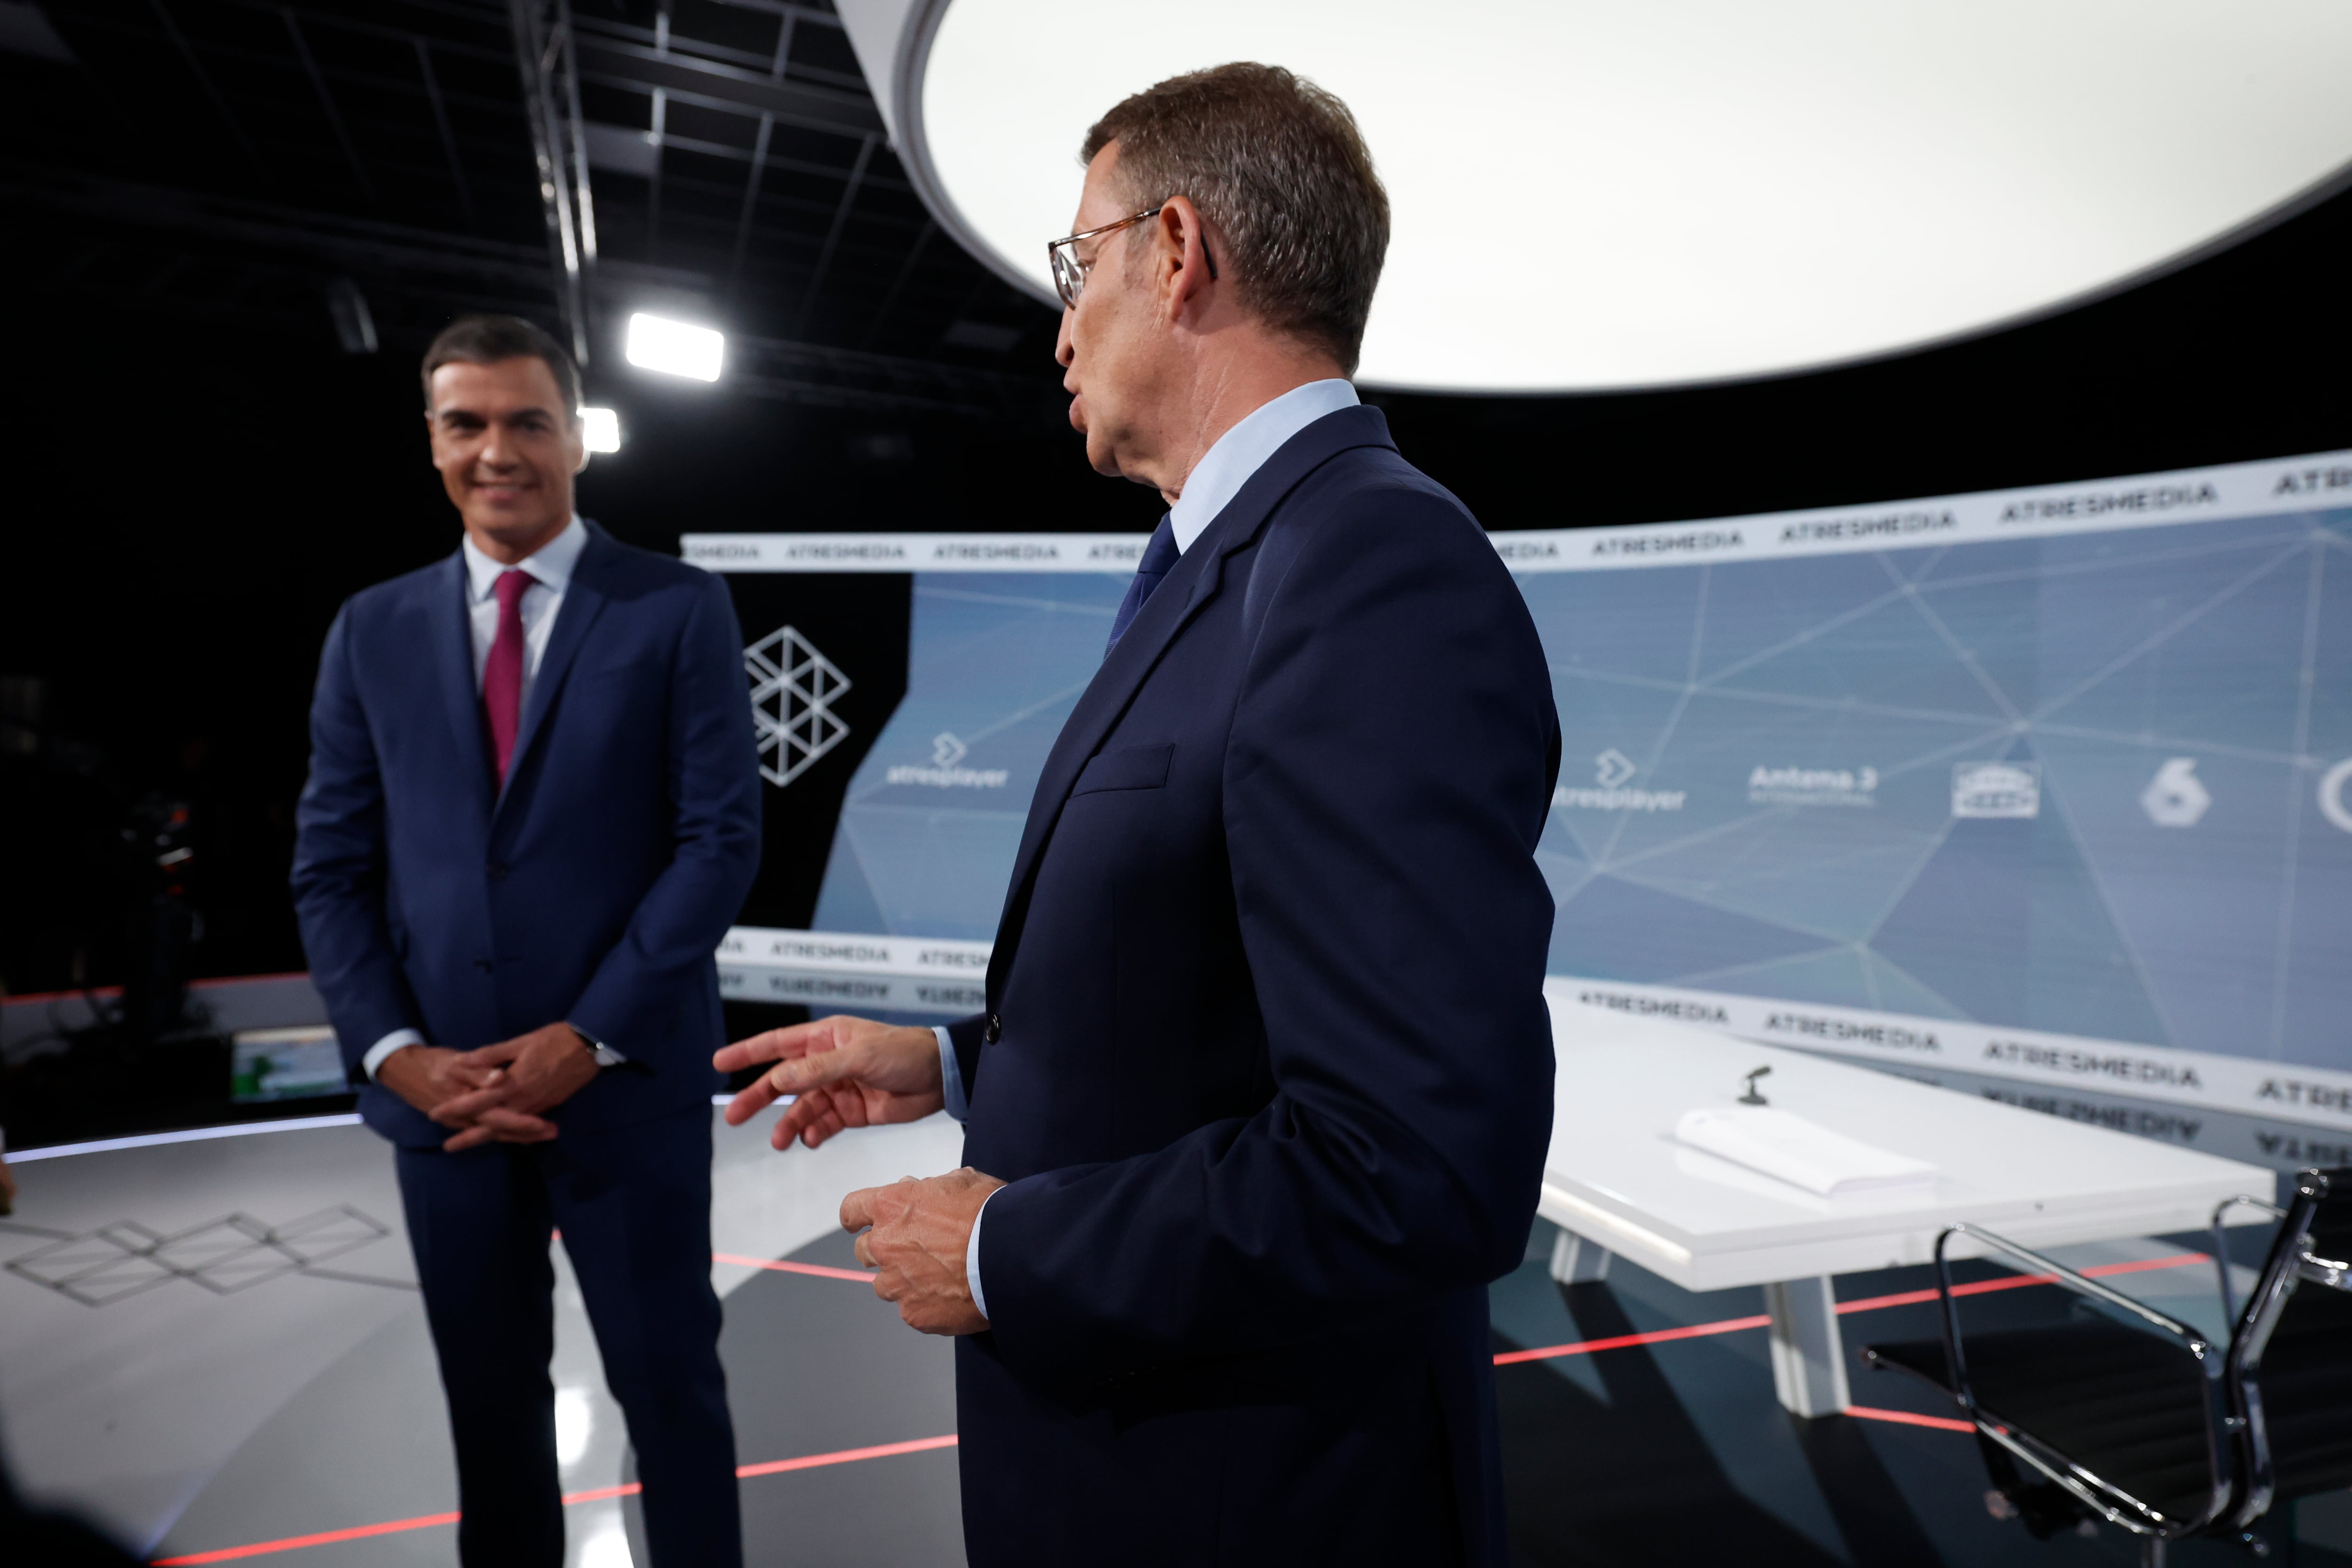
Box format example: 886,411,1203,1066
794,131,877,338
571,35,881,136
283,9,377,207
413,40,477,223
508,0,594,366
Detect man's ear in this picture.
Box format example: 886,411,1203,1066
1154,196,1218,322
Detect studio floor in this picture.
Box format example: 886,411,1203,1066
4,1107,2348,1568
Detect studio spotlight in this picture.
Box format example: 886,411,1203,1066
625,313,724,382
580,406,621,454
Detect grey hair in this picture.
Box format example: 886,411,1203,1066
1082,63,1390,375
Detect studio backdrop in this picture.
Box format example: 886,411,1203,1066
688,450,2352,1131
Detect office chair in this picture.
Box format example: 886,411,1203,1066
1860,1165,2352,1566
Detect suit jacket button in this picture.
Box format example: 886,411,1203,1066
983,1013,1001,1044
486,862,509,882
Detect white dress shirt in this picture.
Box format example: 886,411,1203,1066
936,379,1361,1322
359,517,620,1081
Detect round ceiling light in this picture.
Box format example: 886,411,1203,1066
838,0,2352,393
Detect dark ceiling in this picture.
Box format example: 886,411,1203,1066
4,1,2345,500
2,0,1066,418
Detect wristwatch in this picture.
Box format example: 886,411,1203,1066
568,1024,626,1069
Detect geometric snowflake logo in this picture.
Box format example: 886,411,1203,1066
745,625,850,788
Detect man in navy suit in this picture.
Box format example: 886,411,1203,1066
293,315,760,1568
720,64,1558,1566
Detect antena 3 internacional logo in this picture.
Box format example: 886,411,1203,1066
885,732,1010,789
1749,765,1878,808
1554,749,1685,812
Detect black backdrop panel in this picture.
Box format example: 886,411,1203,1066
721,573,911,931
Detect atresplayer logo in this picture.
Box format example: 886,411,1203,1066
1554,749,1685,813
885,731,1008,789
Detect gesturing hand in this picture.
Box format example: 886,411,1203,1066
843,1168,1005,1335
715,1015,945,1150
429,1023,600,1152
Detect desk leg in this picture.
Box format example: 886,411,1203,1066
1549,1229,1612,1285
1764,1277,1850,1417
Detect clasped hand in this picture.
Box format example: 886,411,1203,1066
378,1022,601,1152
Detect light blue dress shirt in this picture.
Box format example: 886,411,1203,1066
359,517,624,1080
936,378,1361,1322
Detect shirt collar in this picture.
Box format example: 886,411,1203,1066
462,514,587,604
1165,379,1359,554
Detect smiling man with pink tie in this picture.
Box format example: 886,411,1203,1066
292,314,761,1567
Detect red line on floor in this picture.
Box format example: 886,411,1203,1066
1497,1250,2213,1366
153,1249,2215,1560
1492,1313,1773,1364
151,1514,462,1564
1846,1405,1977,1433
738,1433,960,1477
711,1250,878,1282
148,1436,959,1564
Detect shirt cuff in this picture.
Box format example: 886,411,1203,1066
967,1185,1003,1324
936,1026,968,1122
360,1028,426,1082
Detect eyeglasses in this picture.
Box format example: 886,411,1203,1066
1046,206,1219,310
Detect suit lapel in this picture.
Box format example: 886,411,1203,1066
985,406,1398,995
429,551,496,815
495,522,611,815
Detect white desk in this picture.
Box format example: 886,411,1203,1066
1537,982,2275,1417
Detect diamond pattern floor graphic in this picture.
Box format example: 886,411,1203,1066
4,1206,400,1307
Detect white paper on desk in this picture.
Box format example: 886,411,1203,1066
1674,1106,1938,1198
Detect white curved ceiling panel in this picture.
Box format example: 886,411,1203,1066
849,0,2352,392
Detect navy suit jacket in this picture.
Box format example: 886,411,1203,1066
948,406,1561,1567
291,522,762,1149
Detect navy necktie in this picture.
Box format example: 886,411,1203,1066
1105,517,1180,654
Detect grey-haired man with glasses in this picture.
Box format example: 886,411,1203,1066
719,62,1559,1568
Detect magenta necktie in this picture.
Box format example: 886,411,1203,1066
483,569,531,785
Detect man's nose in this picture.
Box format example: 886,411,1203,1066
1054,307,1076,371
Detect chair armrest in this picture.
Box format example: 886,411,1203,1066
1935,1224,2213,1354
2212,1195,2285,1324
1934,1224,2234,1538
2299,1250,2352,1292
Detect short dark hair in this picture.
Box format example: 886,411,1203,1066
1082,63,1389,374
421,314,581,422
